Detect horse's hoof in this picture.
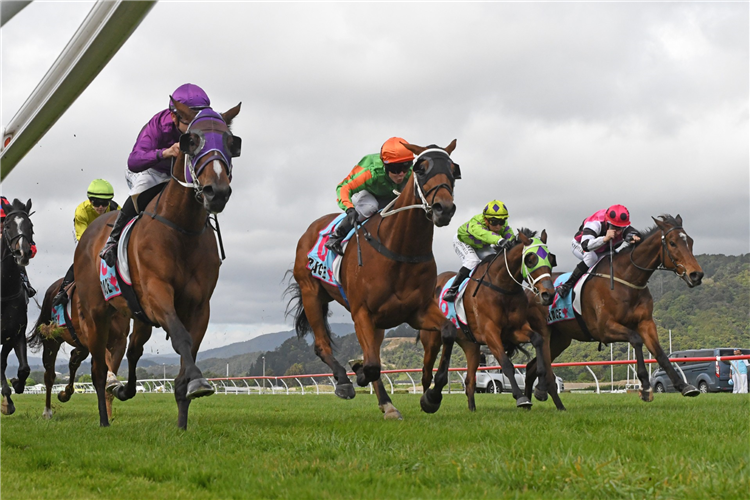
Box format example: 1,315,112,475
639,388,654,402
43,408,53,420
534,387,548,402
106,381,124,396
113,385,130,402
1,397,15,416
57,391,71,403
420,389,442,414
11,378,25,394
105,372,120,394
186,378,215,400
335,383,355,400
681,385,700,397
381,403,403,420
516,396,533,408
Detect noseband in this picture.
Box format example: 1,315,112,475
629,225,688,277
381,149,456,219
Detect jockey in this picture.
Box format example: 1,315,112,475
99,83,211,267
0,196,37,297
556,204,642,298
443,200,514,302
324,137,415,256
53,180,120,306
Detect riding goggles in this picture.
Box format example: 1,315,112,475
89,198,109,208
385,161,413,174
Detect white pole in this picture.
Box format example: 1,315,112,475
162,363,165,380
262,356,265,395
669,329,672,354
226,363,229,377
610,344,614,392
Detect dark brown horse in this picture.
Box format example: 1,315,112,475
524,215,704,410
74,100,241,428
1,198,34,415
420,228,556,411
288,141,461,419
28,277,129,420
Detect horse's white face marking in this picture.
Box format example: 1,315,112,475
11,217,26,246
679,232,687,242
213,159,223,177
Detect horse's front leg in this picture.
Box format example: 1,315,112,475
527,329,548,400
628,332,654,402
11,332,30,394
638,319,698,397
1,342,16,415
350,310,384,386
372,378,402,420
485,329,531,408
415,305,457,414
460,339,480,412
419,330,441,393
59,346,89,403
114,320,152,402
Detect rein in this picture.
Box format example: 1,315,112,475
472,242,551,299
361,218,433,263
628,225,688,277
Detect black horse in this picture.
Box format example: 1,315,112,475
1,198,35,415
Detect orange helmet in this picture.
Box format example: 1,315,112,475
605,204,630,227
380,137,414,164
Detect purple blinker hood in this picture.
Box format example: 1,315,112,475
182,108,239,184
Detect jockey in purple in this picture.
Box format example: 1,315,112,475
100,84,211,266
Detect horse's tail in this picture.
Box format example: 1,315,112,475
507,343,530,361
27,282,57,352
283,270,332,342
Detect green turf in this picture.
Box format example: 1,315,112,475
1,393,747,499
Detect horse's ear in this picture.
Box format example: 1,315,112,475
402,142,426,156
651,216,666,230
221,102,242,127
25,199,32,213
443,139,457,155
540,229,547,243
675,214,683,226
517,230,531,246
170,97,197,124
548,253,558,268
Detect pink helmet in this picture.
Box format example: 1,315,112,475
169,83,210,112
606,204,630,227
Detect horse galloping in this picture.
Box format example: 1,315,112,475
74,99,241,428
28,277,129,420
524,215,704,410
420,228,557,411
288,141,461,419
1,198,35,415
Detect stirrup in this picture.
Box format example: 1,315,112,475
51,289,68,307
325,238,344,257
100,241,117,267
443,287,459,302
556,283,572,298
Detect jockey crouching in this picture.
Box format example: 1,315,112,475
443,200,514,303
324,137,415,256
556,204,642,298
100,83,211,267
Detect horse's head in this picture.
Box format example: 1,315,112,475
652,214,703,287
172,99,242,214
402,140,459,227
1,198,34,266
514,229,556,305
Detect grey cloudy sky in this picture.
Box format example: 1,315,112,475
2,1,748,356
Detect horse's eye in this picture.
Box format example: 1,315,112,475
669,241,676,247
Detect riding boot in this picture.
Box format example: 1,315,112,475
556,260,589,298
52,264,75,307
100,211,130,268
324,216,355,257
20,267,36,298
443,266,471,302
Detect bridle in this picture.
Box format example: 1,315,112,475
380,149,457,220
473,239,553,299
629,225,689,278
1,210,33,262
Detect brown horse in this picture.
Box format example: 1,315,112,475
74,100,241,428
524,215,704,410
28,277,129,420
420,228,557,411
288,141,461,419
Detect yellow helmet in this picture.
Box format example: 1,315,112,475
483,200,508,218
87,179,114,200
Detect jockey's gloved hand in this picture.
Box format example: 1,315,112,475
493,238,512,251
346,208,359,227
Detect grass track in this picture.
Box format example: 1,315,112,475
1,393,747,499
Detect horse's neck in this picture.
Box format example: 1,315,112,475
615,232,661,285
379,176,434,255
489,248,523,289
0,253,22,292
156,156,207,233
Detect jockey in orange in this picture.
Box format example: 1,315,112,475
324,137,415,256
556,204,642,298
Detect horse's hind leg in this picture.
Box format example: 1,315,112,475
58,346,89,403
1,342,16,415
420,312,459,414
419,330,441,393
528,330,548,400
301,289,354,399
41,339,61,419
460,340,480,412
485,328,531,408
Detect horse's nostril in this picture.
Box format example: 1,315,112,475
202,186,215,199
691,271,704,283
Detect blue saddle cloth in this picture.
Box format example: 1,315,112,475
437,275,470,329
547,273,576,324
306,214,357,287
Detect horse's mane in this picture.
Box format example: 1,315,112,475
3,198,26,212
510,228,537,249
620,214,678,254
